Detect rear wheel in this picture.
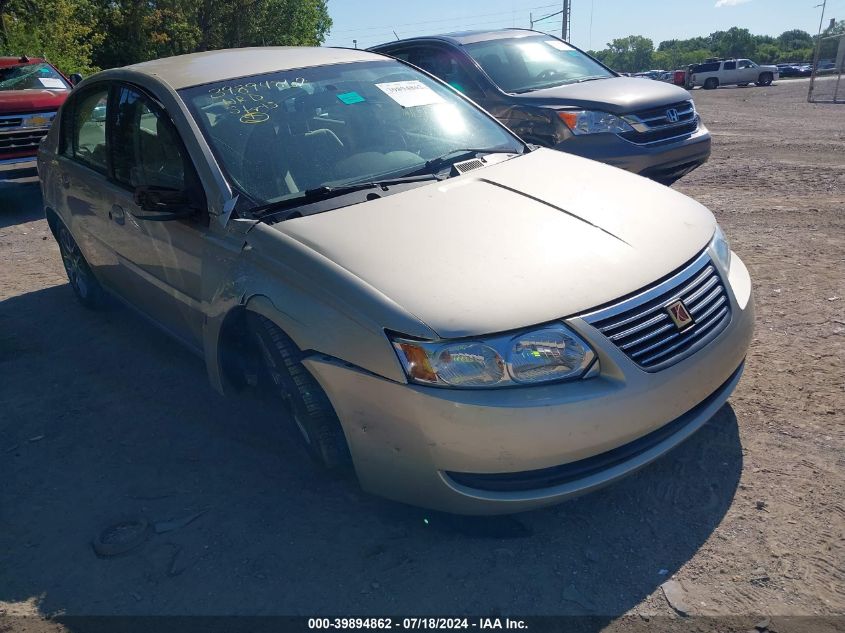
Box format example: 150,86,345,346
56,222,107,309
248,313,352,471
704,78,719,90
756,72,773,86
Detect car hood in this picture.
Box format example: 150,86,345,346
273,149,716,339
511,76,692,114
0,89,68,114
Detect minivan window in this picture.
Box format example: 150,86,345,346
463,36,614,93
179,60,522,207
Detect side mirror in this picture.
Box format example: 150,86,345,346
69,73,83,86
133,186,198,221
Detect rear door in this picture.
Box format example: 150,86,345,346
721,60,739,84
102,84,209,350
54,83,121,286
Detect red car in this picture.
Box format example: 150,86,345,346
0,56,75,168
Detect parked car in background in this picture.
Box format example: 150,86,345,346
688,58,779,89
38,47,753,514
0,56,76,168
371,29,711,183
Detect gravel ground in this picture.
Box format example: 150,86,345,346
0,78,843,630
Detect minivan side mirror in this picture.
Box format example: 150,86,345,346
69,73,83,86
132,185,199,221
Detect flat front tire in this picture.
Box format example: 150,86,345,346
56,223,107,309
248,313,352,472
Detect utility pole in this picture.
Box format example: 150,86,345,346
562,0,571,42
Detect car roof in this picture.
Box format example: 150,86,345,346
114,46,386,90
0,56,47,68
372,28,545,48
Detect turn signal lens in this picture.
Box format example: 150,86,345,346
558,111,579,130
396,342,437,383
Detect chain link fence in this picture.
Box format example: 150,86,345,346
808,34,845,103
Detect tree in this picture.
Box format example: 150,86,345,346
1,0,102,73
92,0,331,69
600,35,654,72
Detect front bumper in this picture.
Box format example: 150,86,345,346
305,251,753,515
554,123,712,182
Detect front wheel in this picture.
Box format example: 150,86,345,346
248,313,352,472
57,223,107,309
756,72,773,86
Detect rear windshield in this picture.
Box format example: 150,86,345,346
0,62,69,91
463,36,614,93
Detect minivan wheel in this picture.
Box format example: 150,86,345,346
756,72,773,86
704,78,719,90
248,313,352,472
57,223,107,309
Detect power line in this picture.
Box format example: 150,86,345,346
327,3,559,36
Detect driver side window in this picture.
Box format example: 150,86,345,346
738,60,754,69
111,86,186,191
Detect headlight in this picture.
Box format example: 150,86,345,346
390,324,597,388
710,224,731,270
557,110,634,135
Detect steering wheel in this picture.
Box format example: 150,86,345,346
535,69,559,82
382,123,409,151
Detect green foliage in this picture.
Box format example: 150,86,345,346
1,0,103,73
1,0,332,74
591,26,828,72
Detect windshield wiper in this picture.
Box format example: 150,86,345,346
410,148,520,176
250,174,441,218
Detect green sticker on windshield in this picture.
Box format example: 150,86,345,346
337,91,365,104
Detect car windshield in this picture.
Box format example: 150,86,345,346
0,62,69,91
463,36,614,93
179,60,523,209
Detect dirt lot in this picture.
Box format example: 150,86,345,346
1,78,843,629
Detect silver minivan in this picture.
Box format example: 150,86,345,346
371,29,712,183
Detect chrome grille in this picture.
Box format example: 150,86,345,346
620,99,698,145
0,129,48,153
0,117,23,129
584,253,731,372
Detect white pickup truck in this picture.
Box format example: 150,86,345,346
688,58,779,89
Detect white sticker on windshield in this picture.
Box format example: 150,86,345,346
375,80,444,108
39,77,65,88
545,40,573,51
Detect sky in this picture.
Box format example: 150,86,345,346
323,0,845,51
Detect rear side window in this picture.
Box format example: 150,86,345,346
692,62,720,73
62,87,109,172
404,45,486,100
723,61,736,70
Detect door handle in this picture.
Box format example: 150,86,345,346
109,205,126,225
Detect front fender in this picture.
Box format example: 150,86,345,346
203,221,437,394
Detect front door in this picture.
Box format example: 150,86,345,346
104,85,209,351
